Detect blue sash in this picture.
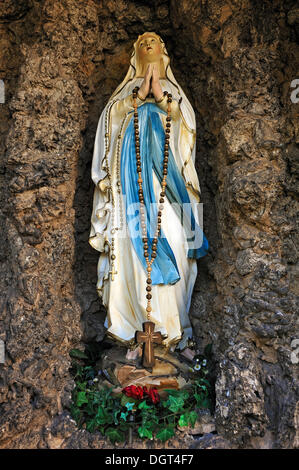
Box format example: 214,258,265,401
121,102,209,285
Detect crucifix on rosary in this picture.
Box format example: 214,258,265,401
109,264,117,281
136,321,162,368
132,85,173,368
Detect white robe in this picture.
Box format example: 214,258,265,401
89,79,203,351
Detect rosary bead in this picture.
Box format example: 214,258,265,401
132,90,172,322
111,254,116,260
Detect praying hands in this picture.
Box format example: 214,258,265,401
138,63,164,102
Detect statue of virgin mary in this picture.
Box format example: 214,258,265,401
89,32,209,358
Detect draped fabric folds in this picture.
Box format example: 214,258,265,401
89,65,209,349
121,102,209,286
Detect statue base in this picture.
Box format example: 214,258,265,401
96,342,193,395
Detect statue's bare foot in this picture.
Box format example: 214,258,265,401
126,346,142,361
180,347,196,362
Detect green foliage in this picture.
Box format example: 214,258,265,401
69,349,89,360
68,344,214,444
156,427,175,442
105,428,125,444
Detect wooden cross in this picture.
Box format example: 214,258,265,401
109,265,117,281
135,321,163,368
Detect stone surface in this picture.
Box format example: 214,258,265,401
0,0,298,449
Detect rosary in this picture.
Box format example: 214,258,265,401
132,86,173,368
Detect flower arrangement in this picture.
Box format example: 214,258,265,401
68,343,214,444
122,385,160,404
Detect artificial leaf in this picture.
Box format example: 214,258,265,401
156,427,175,442
121,394,137,408
113,409,120,425
138,400,151,410
164,389,189,400
178,413,189,427
70,404,81,422
86,418,97,433
76,381,88,391
95,406,113,425
69,349,89,360
167,395,185,413
76,391,88,407
85,400,95,416
105,428,125,443
138,426,153,439
189,411,198,427
120,412,128,421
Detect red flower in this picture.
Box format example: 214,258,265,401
122,385,160,404
147,387,160,404
122,385,144,400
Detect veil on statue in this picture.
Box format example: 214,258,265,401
109,32,196,140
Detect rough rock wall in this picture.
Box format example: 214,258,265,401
0,0,298,449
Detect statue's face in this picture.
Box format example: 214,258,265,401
137,35,162,63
